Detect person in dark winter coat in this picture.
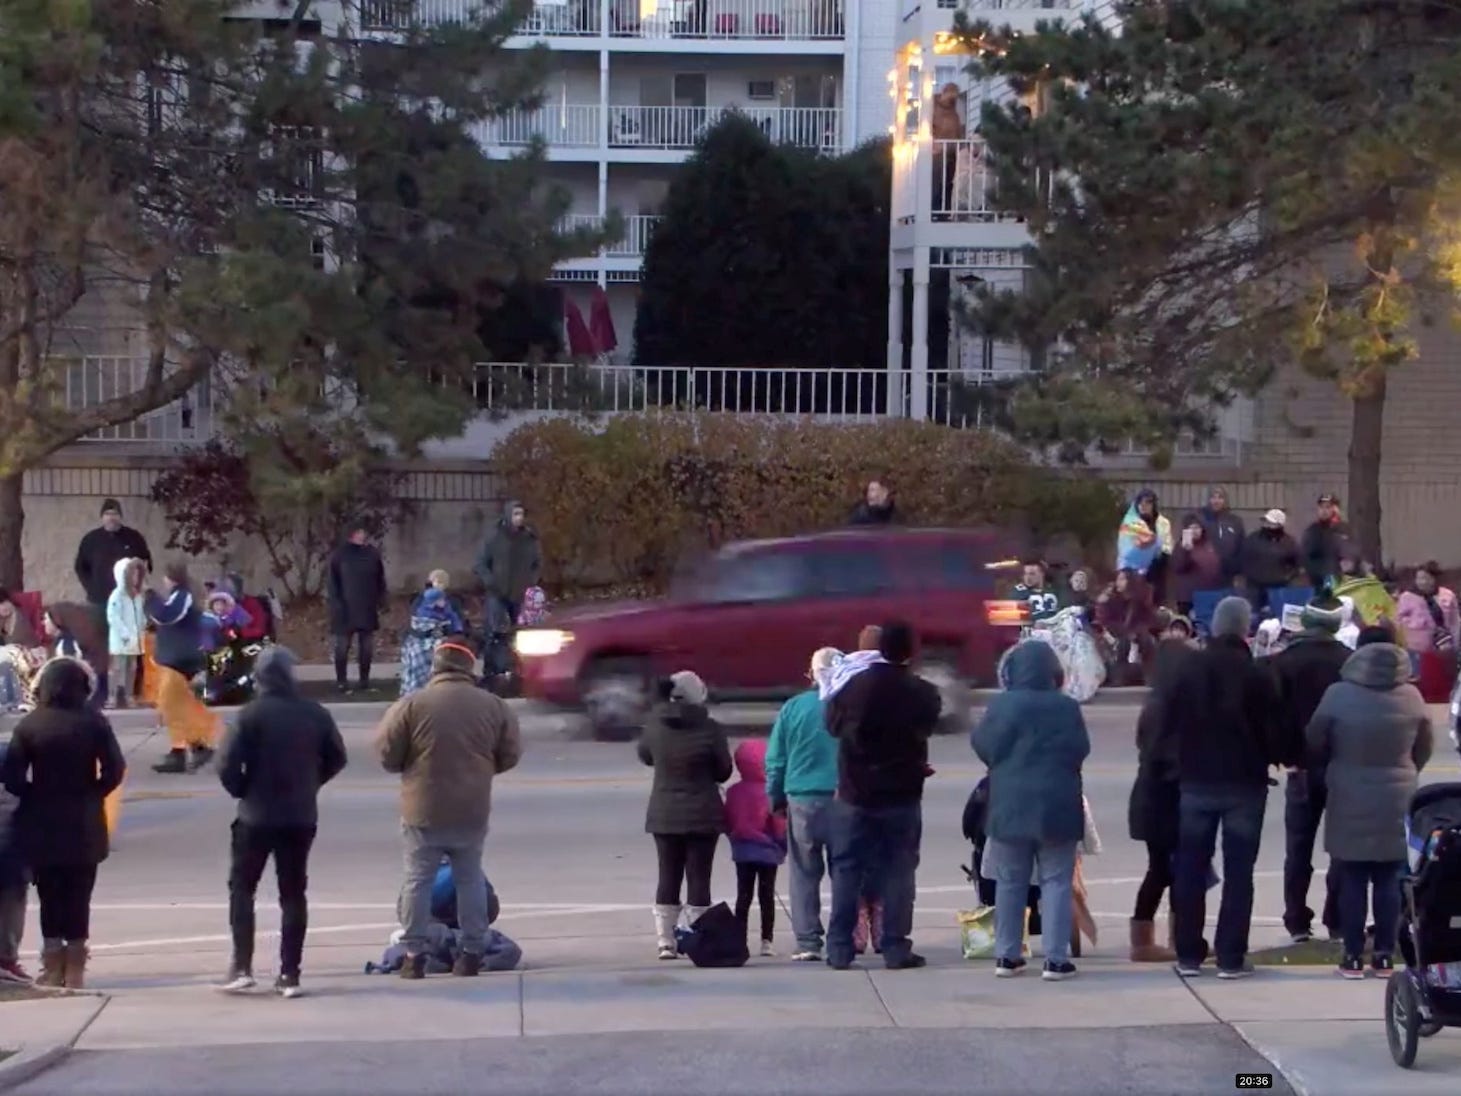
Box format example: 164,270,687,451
1269,598,1351,942
216,646,348,998
638,671,733,959
973,640,1091,980
327,523,388,694
0,658,126,990
72,499,149,705
1306,640,1432,976
0,740,28,983
146,562,220,774
1300,493,1351,592
824,622,941,971
1171,516,1225,616
1168,596,1282,978
473,501,542,630
849,479,897,526
1241,510,1301,617
1126,639,1195,963
1197,487,1246,585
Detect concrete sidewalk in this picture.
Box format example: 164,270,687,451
5,955,1459,1094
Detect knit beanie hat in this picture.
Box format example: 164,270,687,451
1299,599,1344,634
431,639,477,676
668,670,709,707
1211,595,1253,639
100,498,122,517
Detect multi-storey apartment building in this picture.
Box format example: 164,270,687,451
365,0,901,358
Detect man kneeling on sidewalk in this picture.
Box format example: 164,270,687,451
217,647,347,998
376,638,522,979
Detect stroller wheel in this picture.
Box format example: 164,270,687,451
1386,973,1422,1068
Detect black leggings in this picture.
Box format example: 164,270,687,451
653,833,717,907
34,863,99,942
1133,840,1175,922
735,862,777,942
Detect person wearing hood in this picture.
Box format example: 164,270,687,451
638,671,732,959
724,739,788,957
473,501,542,658
1171,515,1224,618
1306,636,1432,978
1196,487,1246,584
1300,493,1351,591
824,621,942,971
849,479,897,526
1241,509,1301,618
1270,598,1351,943
377,639,522,979
1167,596,1282,979
1116,490,1173,604
147,562,220,774
399,572,467,698
0,657,126,989
765,647,842,962
973,641,1091,981
216,647,347,998
327,522,389,695
104,559,147,709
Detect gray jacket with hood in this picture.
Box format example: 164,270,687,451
218,647,348,828
473,500,542,605
1306,642,1433,862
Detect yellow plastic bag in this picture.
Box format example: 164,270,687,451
959,907,1031,960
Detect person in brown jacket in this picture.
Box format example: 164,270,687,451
375,639,522,978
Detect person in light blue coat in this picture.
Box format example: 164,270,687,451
972,640,1091,982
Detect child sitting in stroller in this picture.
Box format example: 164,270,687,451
201,590,263,707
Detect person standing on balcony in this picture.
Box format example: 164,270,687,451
327,522,389,695
849,480,897,526
73,499,152,708
930,84,964,220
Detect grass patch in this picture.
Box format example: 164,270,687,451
1250,938,1344,966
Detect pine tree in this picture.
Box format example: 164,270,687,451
0,0,588,587
953,0,1461,559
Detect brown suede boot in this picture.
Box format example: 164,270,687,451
62,941,89,990
37,942,66,988
1130,919,1176,962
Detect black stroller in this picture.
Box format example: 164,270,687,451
203,636,270,706
1386,782,1461,1068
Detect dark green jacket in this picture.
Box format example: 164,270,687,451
637,702,733,835
473,500,541,604
971,642,1091,844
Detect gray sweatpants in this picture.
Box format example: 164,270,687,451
398,824,488,958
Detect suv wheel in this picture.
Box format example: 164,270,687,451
919,653,972,737
582,657,651,742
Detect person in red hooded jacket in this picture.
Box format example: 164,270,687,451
724,739,787,957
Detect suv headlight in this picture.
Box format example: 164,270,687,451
514,629,573,657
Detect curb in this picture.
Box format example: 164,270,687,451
0,993,108,1093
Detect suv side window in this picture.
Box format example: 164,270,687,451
904,544,999,592
811,548,894,598
702,551,813,604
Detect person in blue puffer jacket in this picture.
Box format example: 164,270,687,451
145,562,219,774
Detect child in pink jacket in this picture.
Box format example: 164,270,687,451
1396,564,1459,654
724,739,787,957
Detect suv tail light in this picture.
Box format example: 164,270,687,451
986,600,1029,626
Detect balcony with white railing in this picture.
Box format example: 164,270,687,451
558,213,662,258
61,356,215,445
607,104,840,151
478,104,603,149
356,0,845,40
935,0,1077,8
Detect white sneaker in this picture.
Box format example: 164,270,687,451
759,941,776,958
657,946,678,960
217,970,256,994
791,949,822,962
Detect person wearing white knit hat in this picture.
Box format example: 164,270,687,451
1241,509,1301,620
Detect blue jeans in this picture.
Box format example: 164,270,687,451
987,837,1078,964
1174,784,1267,969
1335,859,1404,958
786,795,832,951
826,799,921,967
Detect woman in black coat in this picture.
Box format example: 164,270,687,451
1126,639,1191,962
636,670,732,960
0,658,126,989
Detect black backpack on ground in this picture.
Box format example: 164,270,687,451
676,902,748,968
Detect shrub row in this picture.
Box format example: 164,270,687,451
493,415,1123,591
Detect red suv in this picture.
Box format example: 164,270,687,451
514,527,1029,738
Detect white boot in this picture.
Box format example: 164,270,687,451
684,906,711,933
653,904,682,959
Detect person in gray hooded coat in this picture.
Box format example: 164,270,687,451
473,501,542,678
1306,638,1433,977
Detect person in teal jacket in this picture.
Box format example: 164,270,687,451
765,647,842,962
